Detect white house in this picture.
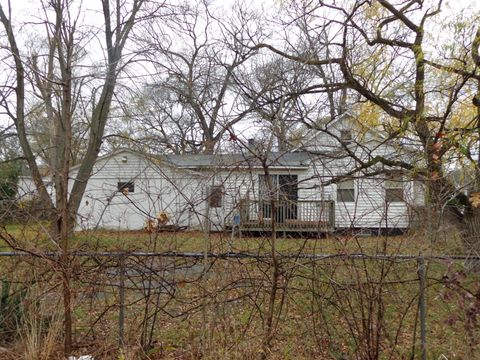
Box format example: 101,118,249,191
17,114,424,233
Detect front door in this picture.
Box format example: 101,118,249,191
259,174,298,223
279,175,298,221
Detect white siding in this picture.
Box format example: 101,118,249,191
71,151,207,231
300,115,420,229
17,176,54,201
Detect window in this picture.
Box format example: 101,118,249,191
259,174,298,220
208,186,223,208
118,181,134,194
259,174,278,201
337,179,355,202
340,129,353,143
385,175,404,203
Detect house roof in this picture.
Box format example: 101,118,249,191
64,148,311,175
68,148,142,172
163,151,311,169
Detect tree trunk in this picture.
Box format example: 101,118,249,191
62,264,73,354
203,138,215,155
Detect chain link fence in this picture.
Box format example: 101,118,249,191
0,250,478,359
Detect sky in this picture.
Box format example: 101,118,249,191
1,0,479,150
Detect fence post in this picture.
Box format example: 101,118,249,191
417,256,427,360
118,254,126,349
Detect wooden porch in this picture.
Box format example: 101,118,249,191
238,199,335,233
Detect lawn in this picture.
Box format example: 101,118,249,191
0,223,477,359
1,222,466,256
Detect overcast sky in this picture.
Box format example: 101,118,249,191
1,0,479,144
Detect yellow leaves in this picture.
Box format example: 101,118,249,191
470,192,480,208
356,102,382,129
449,98,477,129
17,200,26,210
352,45,389,82
364,1,387,20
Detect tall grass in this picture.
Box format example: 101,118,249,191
17,285,62,360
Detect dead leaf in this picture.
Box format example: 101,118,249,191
432,142,442,152
470,192,480,208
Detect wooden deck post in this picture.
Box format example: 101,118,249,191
329,200,335,230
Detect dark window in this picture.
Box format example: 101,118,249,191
340,129,353,143
259,174,298,220
259,174,278,200
209,186,223,208
118,181,134,194
259,175,276,219
385,176,404,203
337,179,355,202
279,175,298,220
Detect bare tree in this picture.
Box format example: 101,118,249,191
121,85,207,154
137,0,263,154
234,55,319,151
0,0,146,354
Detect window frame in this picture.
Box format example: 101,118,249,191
337,179,355,203
340,129,353,144
385,174,405,203
208,185,223,208
117,181,134,194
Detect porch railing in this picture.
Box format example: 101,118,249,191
238,199,335,231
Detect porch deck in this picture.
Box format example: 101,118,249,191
239,199,335,233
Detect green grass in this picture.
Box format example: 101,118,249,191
1,221,467,256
